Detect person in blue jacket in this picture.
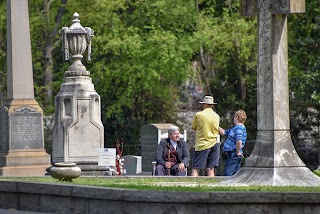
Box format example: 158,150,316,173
219,110,247,176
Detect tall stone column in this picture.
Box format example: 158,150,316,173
53,13,104,174
0,0,51,176
221,0,320,186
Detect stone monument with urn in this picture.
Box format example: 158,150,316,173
53,13,104,174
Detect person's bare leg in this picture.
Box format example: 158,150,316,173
207,168,215,176
191,169,199,176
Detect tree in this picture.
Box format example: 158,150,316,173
1,0,319,156
28,0,69,113
288,2,320,143
192,0,257,139
48,0,200,151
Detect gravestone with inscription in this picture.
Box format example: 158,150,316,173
11,107,43,150
140,123,174,173
53,13,104,174
0,0,51,176
221,0,320,186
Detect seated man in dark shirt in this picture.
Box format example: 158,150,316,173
154,125,190,176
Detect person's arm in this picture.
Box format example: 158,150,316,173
175,141,190,172
191,115,197,131
235,128,244,157
236,140,244,157
180,141,190,167
155,141,166,166
219,127,232,137
218,127,225,136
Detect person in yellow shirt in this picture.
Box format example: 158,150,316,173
191,96,220,176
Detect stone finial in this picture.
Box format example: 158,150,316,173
60,12,94,76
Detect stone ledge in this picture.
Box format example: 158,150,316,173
0,180,320,213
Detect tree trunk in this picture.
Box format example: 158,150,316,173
43,0,68,108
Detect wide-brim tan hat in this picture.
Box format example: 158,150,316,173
199,96,217,105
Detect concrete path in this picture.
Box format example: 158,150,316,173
0,209,51,214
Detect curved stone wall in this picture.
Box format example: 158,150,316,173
0,180,320,214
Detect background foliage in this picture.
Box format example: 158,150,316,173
0,0,319,156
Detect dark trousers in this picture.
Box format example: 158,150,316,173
155,163,186,176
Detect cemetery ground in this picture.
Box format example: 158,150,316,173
2,174,320,192
3,176,320,214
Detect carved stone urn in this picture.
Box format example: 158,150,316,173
50,162,81,181
60,12,94,77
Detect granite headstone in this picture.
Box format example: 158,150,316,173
0,108,9,151
123,155,142,175
140,123,174,172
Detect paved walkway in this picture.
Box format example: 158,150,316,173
0,209,51,214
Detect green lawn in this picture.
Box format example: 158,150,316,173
1,176,320,192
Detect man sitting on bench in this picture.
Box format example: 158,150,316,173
154,125,190,176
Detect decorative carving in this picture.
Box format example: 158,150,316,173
242,0,295,126
242,0,304,15
272,0,289,13
257,0,272,11
14,106,37,112
60,12,94,77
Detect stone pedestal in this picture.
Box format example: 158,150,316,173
0,151,50,176
53,76,104,173
0,100,51,176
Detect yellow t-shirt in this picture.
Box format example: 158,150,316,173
192,108,220,151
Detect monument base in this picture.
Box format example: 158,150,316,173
77,164,111,176
4,99,43,113
0,150,51,176
53,76,104,164
219,166,320,186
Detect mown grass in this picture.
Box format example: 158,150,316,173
1,176,320,192
314,169,320,177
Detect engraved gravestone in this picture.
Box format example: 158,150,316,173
11,107,42,150
140,123,174,172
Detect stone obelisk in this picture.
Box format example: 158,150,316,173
53,13,104,174
0,0,51,176
221,0,320,186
